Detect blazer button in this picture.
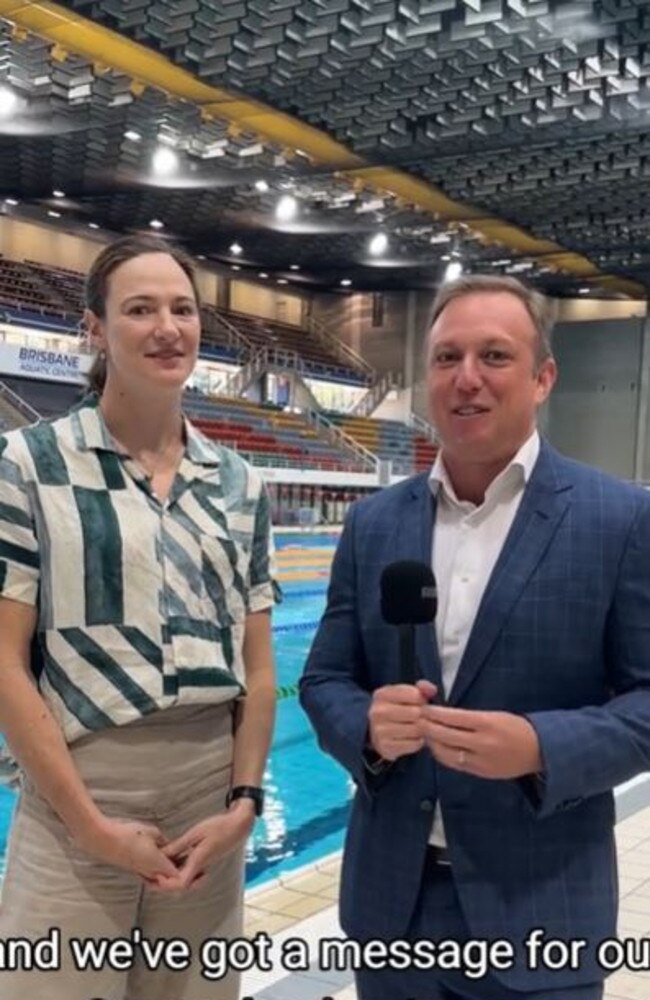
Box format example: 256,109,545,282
419,798,434,812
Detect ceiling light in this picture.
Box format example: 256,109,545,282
152,146,178,177
340,279,352,287
149,219,164,230
231,265,241,271
230,242,243,256
289,264,300,271
197,254,206,260
47,210,61,218
276,195,298,222
369,232,389,257
52,189,65,198
88,222,100,230
259,272,269,279
255,180,269,192
0,86,18,118
579,287,591,294
277,278,288,285
124,129,141,141
443,261,463,283
4,198,18,207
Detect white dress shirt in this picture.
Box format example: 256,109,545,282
427,430,540,847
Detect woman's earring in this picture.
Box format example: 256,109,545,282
99,350,106,360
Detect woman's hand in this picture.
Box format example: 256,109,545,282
75,815,181,883
159,801,256,891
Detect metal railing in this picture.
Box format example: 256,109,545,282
308,410,378,471
349,370,403,418
409,412,438,443
0,380,41,424
306,314,375,381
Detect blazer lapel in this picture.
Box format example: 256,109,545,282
447,444,573,706
391,475,441,689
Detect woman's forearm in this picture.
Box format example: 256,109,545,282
231,610,276,787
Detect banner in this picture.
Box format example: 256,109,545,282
0,341,90,384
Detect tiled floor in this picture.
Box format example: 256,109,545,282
241,805,650,1000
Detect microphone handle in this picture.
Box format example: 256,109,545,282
398,623,418,684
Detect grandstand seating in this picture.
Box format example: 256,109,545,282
0,376,84,417
213,307,369,385
183,394,363,471
0,256,366,382
326,412,437,473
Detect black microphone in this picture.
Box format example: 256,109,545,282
380,561,437,684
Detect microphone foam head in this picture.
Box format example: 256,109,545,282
380,560,437,626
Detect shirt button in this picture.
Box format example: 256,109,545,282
419,798,434,813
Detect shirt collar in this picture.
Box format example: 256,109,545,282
428,429,540,507
71,393,220,468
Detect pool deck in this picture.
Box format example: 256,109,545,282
241,804,650,1000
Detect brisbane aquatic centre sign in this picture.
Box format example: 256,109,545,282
0,341,91,384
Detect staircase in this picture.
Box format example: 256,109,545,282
0,380,41,430
350,370,403,418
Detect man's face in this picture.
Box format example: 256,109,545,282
427,290,557,471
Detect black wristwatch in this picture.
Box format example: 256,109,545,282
225,785,264,817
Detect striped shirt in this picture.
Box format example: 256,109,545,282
0,394,280,761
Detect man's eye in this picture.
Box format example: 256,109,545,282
175,305,196,316
484,350,509,363
433,352,457,365
129,305,149,315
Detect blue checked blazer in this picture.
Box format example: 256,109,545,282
300,441,650,992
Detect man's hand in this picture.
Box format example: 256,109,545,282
75,816,181,883
417,695,542,780
368,683,438,761
158,801,255,892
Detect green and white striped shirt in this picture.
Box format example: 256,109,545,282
0,394,280,756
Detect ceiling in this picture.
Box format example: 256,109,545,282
0,0,649,298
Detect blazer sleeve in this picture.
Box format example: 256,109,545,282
299,502,379,794
525,493,650,819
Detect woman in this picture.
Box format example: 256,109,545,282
0,234,278,999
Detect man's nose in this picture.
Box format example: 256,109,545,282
455,355,483,391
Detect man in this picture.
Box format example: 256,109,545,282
299,275,650,1000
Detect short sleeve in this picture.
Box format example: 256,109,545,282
0,438,40,606
247,483,282,613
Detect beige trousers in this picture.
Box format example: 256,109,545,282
0,704,245,1000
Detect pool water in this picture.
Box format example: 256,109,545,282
0,532,352,888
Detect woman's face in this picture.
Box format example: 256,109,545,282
88,251,201,396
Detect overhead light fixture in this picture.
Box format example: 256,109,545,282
255,180,269,192
579,287,591,294
369,232,388,257
340,279,352,287
47,210,61,218
277,278,288,285
4,198,18,207
152,146,178,177
231,265,241,271
276,194,298,222
197,254,206,260
149,219,164,229
88,222,100,230
289,264,300,271
0,86,19,118
443,261,463,283
124,129,141,141
259,272,269,279
230,242,243,256
52,189,65,198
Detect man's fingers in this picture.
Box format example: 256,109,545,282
422,705,486,730
373,684,428,705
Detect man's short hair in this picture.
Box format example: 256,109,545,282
429,274,556,369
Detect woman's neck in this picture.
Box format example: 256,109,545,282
99,383,184,456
